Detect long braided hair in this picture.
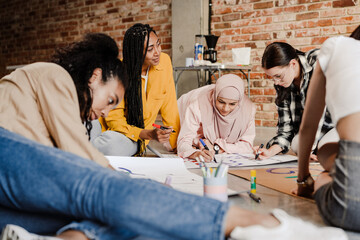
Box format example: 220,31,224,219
261,42,304,106
123,23,156,129
52,33,127,137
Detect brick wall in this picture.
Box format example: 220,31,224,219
211,0,360,127
0,0,172,77
1,0,359,127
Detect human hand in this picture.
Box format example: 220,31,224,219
252,145,273,160
189,150,214,162
152,127,172,143
291,175,314,198
200,139,216,154
310,154,318,162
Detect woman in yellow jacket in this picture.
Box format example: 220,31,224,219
91,23,180,156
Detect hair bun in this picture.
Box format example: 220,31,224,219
84,33,119,59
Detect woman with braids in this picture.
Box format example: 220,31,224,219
253,42,337,160
91,23,180,156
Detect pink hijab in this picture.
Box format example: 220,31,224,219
198,74,253,144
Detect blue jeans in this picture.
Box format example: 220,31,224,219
90,120,138,156
0,127,228,239
314,140,360,232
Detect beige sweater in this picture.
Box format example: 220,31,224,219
0,62,108,167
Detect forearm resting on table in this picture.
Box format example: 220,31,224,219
266,144,283,156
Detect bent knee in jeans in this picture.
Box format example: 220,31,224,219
91,130,138,156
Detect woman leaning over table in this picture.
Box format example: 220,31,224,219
177,74,256,162
0,33,127,167
0,33,129,239
91,23,180,156
254,41,337,160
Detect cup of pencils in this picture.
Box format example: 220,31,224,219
197,157,229,202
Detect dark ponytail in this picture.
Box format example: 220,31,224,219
262,42,303,105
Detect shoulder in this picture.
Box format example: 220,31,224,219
304,48,320,67
157,52,173,69
22,62,72,82
24,62,75,94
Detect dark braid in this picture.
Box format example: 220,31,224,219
123,23,155,128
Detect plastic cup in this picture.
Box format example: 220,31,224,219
203,176,228,202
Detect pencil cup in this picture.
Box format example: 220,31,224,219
203,176,228,202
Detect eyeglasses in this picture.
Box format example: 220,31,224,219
272,67,289,82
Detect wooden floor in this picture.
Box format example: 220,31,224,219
147,126,360,239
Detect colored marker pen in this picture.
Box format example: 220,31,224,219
152,123,176,133
255,144,264,160
199,139,217,163
248,192,261,203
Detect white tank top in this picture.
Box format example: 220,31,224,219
318,36,360,124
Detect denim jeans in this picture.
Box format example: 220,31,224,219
0,127,228,239
314,140,360,232
90,120,138,156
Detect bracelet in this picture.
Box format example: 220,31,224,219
297,174,314,187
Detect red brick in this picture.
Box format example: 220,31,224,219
211,16,221,23
295,28,320,37
296,12,319,21
333,0,356,7
250,88,264,95
283,5,306,13
214,22,232,29
222,13,240,22
264,88,276,95
252,33,271,41
214,7,232,15
254,1,273,9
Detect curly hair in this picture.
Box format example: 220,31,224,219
51,33,128,137
262,42,304,106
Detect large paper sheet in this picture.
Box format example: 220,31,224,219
107,156,206,196
179,153,297,169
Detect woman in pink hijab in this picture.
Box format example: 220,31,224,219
177,74,256,162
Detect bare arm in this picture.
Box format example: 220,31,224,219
297,61,326,195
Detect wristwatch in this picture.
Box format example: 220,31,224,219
296,174,314,187
213,144,220,154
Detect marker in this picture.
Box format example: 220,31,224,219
248,192,261,203
199,139,209,150
199,139,217,163
152,123,176,133
255,143,264,160
164,175,172,187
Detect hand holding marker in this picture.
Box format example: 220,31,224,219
199,139,217,163
152,123,176,133
255,143,264,160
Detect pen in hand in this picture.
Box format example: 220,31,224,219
152,123,176,133
255,143,264,160
199,139,217,163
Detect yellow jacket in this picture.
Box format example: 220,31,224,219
99,52,180,150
